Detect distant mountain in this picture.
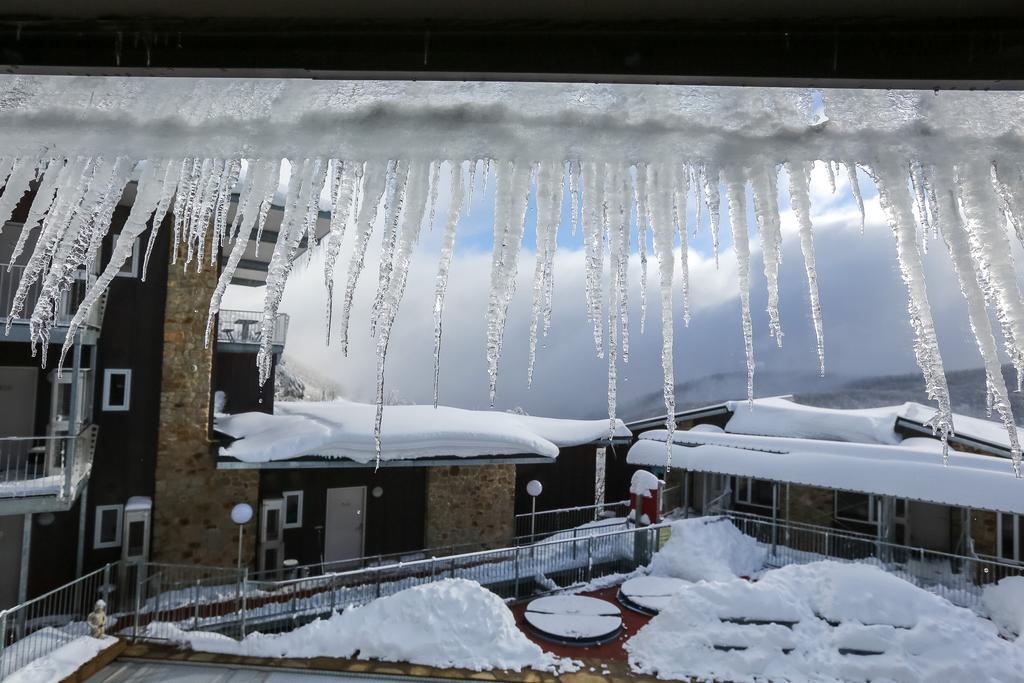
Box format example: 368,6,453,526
621,365,1024,425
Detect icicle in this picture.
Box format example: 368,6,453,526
60,159,169,369
785,161,826,377
9,157,63,268
992,160,1024,245
425,160,441,231
872,157,954,454
370,160,410,337
527,161,562,388
141,159,181,281
958,158,1024,475
648,163,676,472
612,166,631,366
700,162,722,268
909,160,932,246
205,159,279,348
824,160,836,194
339,160,389,356
932,164,1021,469
433,162,465,406
485,160,532,404
634,163,650,334
845,162,866,233
0,157,41,228
672,164,691,327
569,160,581,237
466,159,478,208
750,164,783,344
691,165,703,238
170,158,199,264
256,158,323,385
724,167,755,405
540,164,567,340
604,164,631,431
374,159,432,466
209,159,241,266
323,160,362,343
581,161,606,357
183,157,216,270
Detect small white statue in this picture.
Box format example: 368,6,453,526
87,600,107,638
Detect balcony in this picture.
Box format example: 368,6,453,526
0,427,98,514
216,309,289,352
0,263,104,345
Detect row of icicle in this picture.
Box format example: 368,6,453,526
0,154,1022,477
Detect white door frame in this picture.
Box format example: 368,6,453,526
259,498,286,575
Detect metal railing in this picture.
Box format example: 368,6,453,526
0,427,97,502
0,263,98,328
0,564,113,679
135,522,664,642
722,509,1024,609
514,499,630,540
217,310,289,346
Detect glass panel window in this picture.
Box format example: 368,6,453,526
998,513,1019,561
126,520,146,558
835,492,875,523
102,369,132,411
283,491,303,529
94,505,123,549
732,477,775,510
265,508,281,542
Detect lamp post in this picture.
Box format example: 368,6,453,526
526,480,542,543
231,503,253,573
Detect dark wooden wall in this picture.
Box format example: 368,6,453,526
214,351,274,415
259,466,426,566
80,210,170,573
514,445,598,515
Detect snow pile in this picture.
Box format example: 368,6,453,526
2,77,1024,473
152,579,572,672
724,396,1021,454
216,399,629,463
627,561,1024,683
5,634,117,683
629,428,1024,514
629,469,661,497
647,517,765,582
982,576,1024,638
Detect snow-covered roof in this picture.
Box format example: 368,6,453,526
628,429,1024,514
215,400,631,465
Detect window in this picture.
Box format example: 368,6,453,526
997,513,1023,562
113,233,141,278
732,477,776,510
102,369,132,411
834,492,877,524
283,490,304,529
94,505,123,549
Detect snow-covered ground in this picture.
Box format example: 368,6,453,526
147,579,577,673
627,560,1024,682
3,632,117,683
216,399,629,463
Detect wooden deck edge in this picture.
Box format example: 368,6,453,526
60,638,128,683
117,641,651,682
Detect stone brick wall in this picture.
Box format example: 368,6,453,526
423,465,515,550
152,259,259,567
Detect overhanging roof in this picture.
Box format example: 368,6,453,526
1,3,1023,88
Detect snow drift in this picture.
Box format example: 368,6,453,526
215,399,629,462
150,579,570,672
647,517,766,582
627,561,1024,683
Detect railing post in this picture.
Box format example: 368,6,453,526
240,569,248,639
0,610,7,673
192,579,201,631
513,546,520,599
132,568,143,642
101,563,111,612
586,536,593,583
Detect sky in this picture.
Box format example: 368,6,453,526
222,161,1011,420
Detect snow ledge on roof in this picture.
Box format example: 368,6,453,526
215,399,631,464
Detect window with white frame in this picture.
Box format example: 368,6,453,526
113,233,141,278
997,513,1023,562
94,504,124,549
834,491,877,524
102,369,132,411
731,477,776,510
283,490,304,529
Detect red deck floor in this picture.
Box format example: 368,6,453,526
510,586,653,662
